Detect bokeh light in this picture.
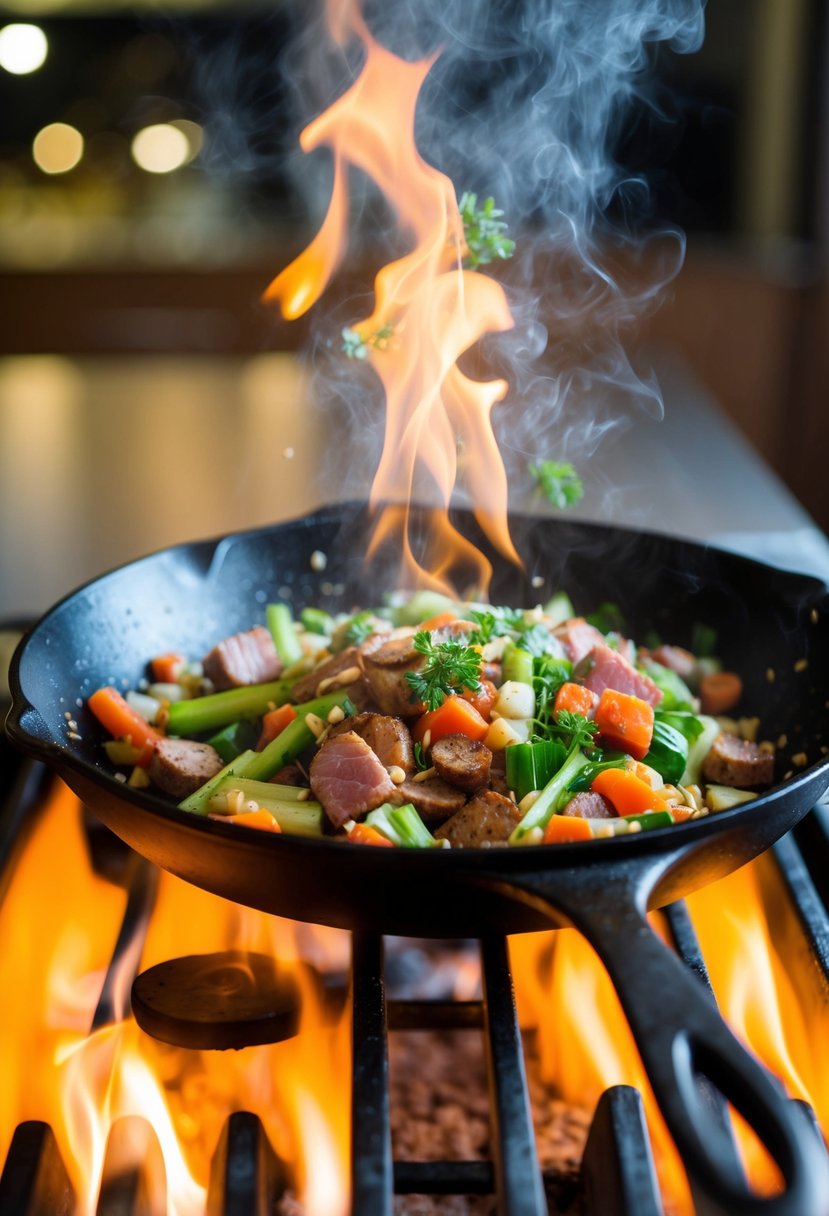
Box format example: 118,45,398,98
131,124,190,175
169,119,204,164
32,123,84,174
0,23,48,74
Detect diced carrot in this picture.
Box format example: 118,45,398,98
462,678,498,721
412,696,490,746
150,652,186,684
543,814,593,844
699,671,742,715
591,768,668,817
420,611,459,631
594,689,654,760
256,703,297,751
346,823,395,847
554,681,598,717
87,686,161,767
222,809,282,833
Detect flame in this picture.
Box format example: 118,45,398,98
264,5,520,594
511,858,829,1212
0,781,350,1215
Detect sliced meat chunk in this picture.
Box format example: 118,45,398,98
202,626,282,691
149,737,223,799
362,634,427,718
290,646,373,710
397,776,466,825
702,734,774,789
561,791,617,819
269,763,307,787
329,712,415,774
575,643,662,707
434,790,521,848
431,734,492,792
649,644,697,683
488,749,511,797
310,731,397,829
553,617,605,665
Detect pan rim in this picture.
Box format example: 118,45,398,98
6,503,829,868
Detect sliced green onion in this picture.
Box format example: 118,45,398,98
207,719,260,764
366,802,435,847
267,603,303,667
510,746,591,843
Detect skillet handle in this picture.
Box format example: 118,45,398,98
494,867,829,1216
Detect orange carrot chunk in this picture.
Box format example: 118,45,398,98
87,686,161,767
554,681,598,717
543,814,593,844
221,809,282,833
346,823,395,847
591,768,668,817
150,652,186,684
256,703,297,751
594,689,654,760
419,611,460,631
412,696,489,746
699,671,742,715
462,677,498,722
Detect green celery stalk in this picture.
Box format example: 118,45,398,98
301,606,334,636
207,719,259,763
179,750,258,815
510,747,590,843
267,603,303,667
242,691,354,783
389,591,457,626
543,591,575,627
502,641,534,685
209,777,323,837
167,679,292,737
366,802,435,847
505,739,567,801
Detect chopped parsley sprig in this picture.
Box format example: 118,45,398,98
529,460,584,510
549,709,599,752
405,630,482,711
459,192,515,270
468,608,553,657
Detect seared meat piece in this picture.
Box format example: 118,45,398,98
362,634,427,718
330,712,415,774
702,734,774,789
203,626,282,691
431,734,492,792
650,645,697,683
435,790,521,848
397,776,466,825
488,750,511,797
290,646,373,710
269,763,307,787
561,791,617,819
149,737,223,799
575,643,662,707
310,731,398,829
554,618,605,664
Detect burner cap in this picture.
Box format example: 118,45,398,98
131,951,304,1050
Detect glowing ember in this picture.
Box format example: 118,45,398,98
264,5,519,594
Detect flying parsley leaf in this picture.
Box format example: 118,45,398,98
405,630,482,711
529,461,584,510
459,192,516,270
467,607,523,646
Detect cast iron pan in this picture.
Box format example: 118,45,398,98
7,503,829,1215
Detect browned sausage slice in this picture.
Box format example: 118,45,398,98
702,734,774,788
560,790,617,819
434,790,521,848
431,734,492,792
397,776,466,824
149,737,223,799
329,712,415,774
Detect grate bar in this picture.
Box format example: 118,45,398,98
387,998,483,1031
772,832,829,984
581,1086,663,1216
480,935,546,1216
0,1120,75,1216
92,855,159,1031
393,1160,494,1194
351,933,393,1216
206,1111,286,1216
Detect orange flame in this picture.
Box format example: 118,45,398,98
264,6,519,594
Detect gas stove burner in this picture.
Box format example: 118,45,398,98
131,950,304,1050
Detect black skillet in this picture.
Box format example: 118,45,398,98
7,502,829,1216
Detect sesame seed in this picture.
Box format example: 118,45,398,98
412,766,436,783
811,608,819,624
245,800,260,813
531,575,545,588
327,705,345,724
296,788,310,801
794,658,808,673
64,710,72,720
766,668,776,683
422,730,432,751
388,765,406,785
305,712,325,738
334,666,361,686
627,821,642,833
792,752,808,768
114,772,127,783
67,731,82,741
316,676,335,695
310,550,327,572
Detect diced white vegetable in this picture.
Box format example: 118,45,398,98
493,680,536,720
126,690,162,723
148,681,188,703
485,718,525,750
705,784,758,812
625,757,664,789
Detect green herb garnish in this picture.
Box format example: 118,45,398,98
341,324,395,360
343,611,376,647
459,192,515,270
404,630,482,711
549,709,599,752
529,461,584,510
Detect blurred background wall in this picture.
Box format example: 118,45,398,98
0,0,826,529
